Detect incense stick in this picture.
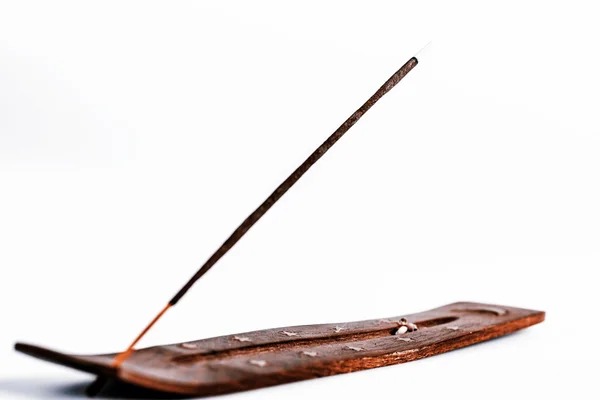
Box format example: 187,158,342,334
170,56,419,306
88,55,419,396
125,54,417,360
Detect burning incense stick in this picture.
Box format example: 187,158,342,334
88,54,419,396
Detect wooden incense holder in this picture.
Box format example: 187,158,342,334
15,301,544,397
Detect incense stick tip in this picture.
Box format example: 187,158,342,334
414,41,432,61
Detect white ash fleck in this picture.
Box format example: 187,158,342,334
281,331,298,337
334,326,345,333
302,351,318,357
391,348,419,356
346,345,364,352
180,342,198,349
446,326,460,331
395,325,409,335
233,336,252,342
396,337,412,342
249,359,267,367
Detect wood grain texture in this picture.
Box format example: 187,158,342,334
15,302,544,396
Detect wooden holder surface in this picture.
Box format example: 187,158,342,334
15,301,544,397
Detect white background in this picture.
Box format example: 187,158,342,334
1,1,598,399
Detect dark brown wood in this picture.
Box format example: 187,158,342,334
15,301,544,397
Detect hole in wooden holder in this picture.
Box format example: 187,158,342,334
451,307,507,316
414,316,459,328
